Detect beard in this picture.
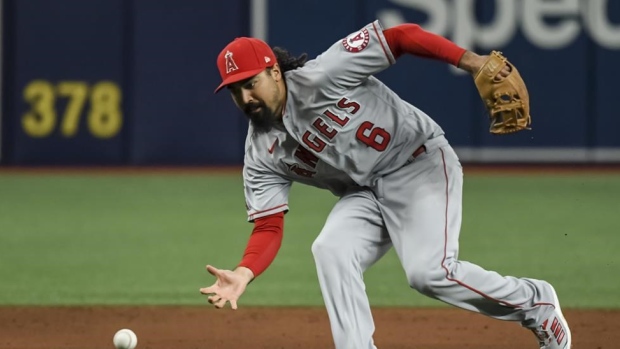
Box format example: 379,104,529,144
244,101,279,134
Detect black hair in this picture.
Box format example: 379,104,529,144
272,47,308,72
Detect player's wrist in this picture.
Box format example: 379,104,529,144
458,51,483,75
234,266,255,284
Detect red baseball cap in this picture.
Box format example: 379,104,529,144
214,37,276,93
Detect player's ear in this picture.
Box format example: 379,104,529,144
270,63,282,82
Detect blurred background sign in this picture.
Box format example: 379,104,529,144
3,0,126,165
2,0,619,165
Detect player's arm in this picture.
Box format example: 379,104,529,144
382,23,485,74
199,212,285,309
317,20,484,89
237,211,285,279
200,154,290,310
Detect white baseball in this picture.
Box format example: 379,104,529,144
113,329,138,349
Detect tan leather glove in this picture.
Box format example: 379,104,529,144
474,51,532,134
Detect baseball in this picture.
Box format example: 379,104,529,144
113,329,137,349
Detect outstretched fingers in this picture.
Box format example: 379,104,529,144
204,293,237,309
199,286,217,295
206,293,226,308
200,265,221,294
206,265,221,276
214,298,228,309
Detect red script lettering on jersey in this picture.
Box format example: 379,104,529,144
302,131,327,152
294,146,319,168
301,97,392,154
285,163,316,178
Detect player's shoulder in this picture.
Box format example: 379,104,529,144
242,128,291,183
285,20,389,90
244,126,267,153
243,132,268,173
284,58,330,89
243,127,282,164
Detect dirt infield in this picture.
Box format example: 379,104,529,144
1,306,617,349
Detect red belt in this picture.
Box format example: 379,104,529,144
412,145,426,158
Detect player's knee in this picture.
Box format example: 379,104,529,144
311,237,343,262
406,269,434,293
406,267,446,296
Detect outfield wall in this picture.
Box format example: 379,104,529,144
2,0,619,165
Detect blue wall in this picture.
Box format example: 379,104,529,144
2,0,619,165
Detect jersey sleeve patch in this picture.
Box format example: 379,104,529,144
342,28,370,53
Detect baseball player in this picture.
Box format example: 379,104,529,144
200,20,571,349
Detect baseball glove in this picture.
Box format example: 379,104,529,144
474,51,531,134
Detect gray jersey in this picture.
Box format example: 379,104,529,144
281,20,444,186
243,123,357,221
243,20,443,221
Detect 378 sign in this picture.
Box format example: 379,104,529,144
22,80,123,139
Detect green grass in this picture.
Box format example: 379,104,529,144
0,171,618,308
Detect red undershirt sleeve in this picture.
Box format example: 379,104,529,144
383,24,466,67
237,212,284,278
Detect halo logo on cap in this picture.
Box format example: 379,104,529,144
225,51,239,74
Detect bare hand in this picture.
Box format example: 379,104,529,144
199,265,254,310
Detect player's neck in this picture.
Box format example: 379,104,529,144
275,80,288,119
